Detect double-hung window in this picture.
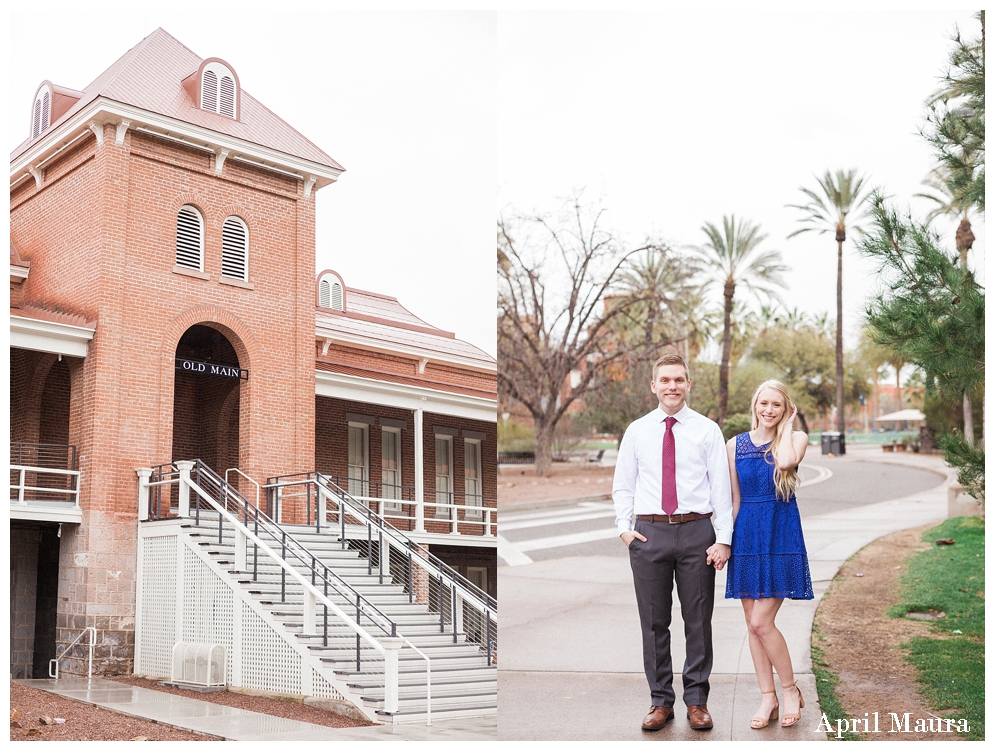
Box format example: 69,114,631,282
434,436,453,519
348,424,369,499
381,428,402,514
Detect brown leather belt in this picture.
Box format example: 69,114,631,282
637,512,712,524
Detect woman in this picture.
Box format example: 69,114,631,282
725,380,813,729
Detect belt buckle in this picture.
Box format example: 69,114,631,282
667,513,680,524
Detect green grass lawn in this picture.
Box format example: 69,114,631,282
808,431,919,446
889,516,985,741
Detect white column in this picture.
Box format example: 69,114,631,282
136,468,152,520
381,637,405,714
414,406,425,533
176,460,195,517
235,529,247,571
303,590,316,635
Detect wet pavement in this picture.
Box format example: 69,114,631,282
497,445,955,741
15,677,497,741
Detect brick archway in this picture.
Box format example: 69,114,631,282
157,306,257,474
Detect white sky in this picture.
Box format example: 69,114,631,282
7,7,987,362
498,8,985,353
8,7,497,357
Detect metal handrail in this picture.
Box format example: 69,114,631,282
139,460,433,721
225,467,260,510
311,476,497,668
268,473,495,610
316,473,497,612
49,626,96,679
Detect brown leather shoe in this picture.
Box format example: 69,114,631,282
687,704,713,730
641,705,674,731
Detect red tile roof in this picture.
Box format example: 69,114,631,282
316,289,495,367
11,28,344,172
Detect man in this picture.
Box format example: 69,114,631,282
613,353,733,731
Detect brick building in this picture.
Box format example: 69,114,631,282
9,28,496,707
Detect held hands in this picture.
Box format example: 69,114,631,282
706,543,731,570
621,531,648,547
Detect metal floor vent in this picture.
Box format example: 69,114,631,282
170,642,227,688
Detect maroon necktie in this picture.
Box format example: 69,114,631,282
662,416,678,515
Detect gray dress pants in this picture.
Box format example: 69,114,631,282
628,516,716,707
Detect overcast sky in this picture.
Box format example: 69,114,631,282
9,7,497,357
498,8,985,353
8,8,986,363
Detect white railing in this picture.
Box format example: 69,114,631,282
268,474,496,666
346,495,497,537
49,626,96,679
137,461,432,723
10,465,80,506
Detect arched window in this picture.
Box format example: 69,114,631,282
31,86,52,139
318,273,345,311
175,205,204,271
201,61,238,119
221,217,249,281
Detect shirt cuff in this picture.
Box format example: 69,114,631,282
714,531,733,546
617,520,631,536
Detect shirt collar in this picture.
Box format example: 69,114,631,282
656,403,691,424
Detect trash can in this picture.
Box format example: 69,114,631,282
821,431,845,455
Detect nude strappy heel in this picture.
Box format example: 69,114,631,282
780,683,805,727
750,691,779,729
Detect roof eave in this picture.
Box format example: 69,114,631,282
316,326,497,374
10,98,343,190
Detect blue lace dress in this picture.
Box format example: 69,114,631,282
725,432,813,600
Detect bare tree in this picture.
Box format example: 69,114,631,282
498,197,666,476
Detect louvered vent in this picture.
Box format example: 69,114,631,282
221,217,248,280
41,92,50,134
202,70,218,113
319,279,330,307
219,77,235,118
330,282,343,310
176,206,203,270
32,100,41,138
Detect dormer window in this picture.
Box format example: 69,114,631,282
31,84,52,138
200,61,239,119
317,271,345,311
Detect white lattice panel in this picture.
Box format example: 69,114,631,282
182,547,235,685
138,536,176,677
240,601,302,695
310,669,345,700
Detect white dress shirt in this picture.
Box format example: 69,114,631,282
613,403,733,545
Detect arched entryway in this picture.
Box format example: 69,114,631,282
171,324,244,474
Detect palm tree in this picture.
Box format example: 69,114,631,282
788,169,871,436
696,216,787,426
917,164,979,445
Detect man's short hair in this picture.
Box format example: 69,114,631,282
652,353,690,381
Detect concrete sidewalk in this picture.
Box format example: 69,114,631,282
15,677,497,741
498,446,958,741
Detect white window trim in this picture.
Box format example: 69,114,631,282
381,427,402,514
175,204,205,272
201,62,238,119
434,434,453,519
318,272,344,311
464,438,483,521
221,216,249,281
347,422,369,500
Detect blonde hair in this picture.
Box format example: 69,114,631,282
750,379,799,501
